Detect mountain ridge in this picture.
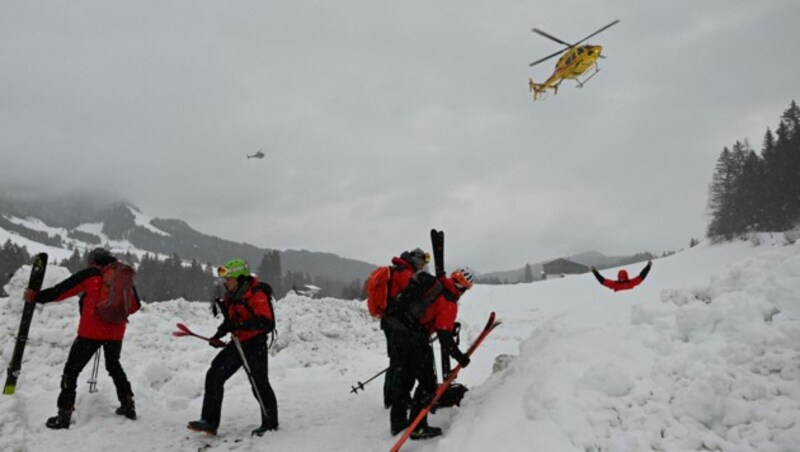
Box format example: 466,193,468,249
0,191,376,282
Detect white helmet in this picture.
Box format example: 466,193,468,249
451,267,474,290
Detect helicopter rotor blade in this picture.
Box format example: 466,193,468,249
529,47,569,67
572,19,620,46
531,28,571,47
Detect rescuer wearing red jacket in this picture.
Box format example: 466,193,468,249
382,248,430,408
24,247,141,429
591,260,653,292
187,258,278,437
386,268,473,440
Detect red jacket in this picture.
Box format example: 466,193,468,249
418,276,462,334
221,277,274,342
388,257,417,299
592,261,652,292
36,265,140,341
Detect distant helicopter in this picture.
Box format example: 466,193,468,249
528,19,620,101
247,148,265,159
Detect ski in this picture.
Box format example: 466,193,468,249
390,311,500,452
3,252,48,395
430,229,445,277
431,229,452,379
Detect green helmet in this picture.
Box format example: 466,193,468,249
217,259,250,279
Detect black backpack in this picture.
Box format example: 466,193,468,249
384,272,443,335
251,282,276,331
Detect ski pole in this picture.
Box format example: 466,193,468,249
230,334,270,434
350,366,389,394
88,349,101,393
351,335,439,395
172,322,215,342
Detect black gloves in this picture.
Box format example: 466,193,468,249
438,329,470,368
208,338,226,348
212,320,233,340
452,349,471,368
639,260,653,280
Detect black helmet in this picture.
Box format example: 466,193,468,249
401,247,430,271
87,248,116,266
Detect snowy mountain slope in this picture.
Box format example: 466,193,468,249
0,200,378,281
0,208,172,263
0,237,798,451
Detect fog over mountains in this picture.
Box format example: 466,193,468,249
0,189,652,284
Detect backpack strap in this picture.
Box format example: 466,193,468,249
251,282,278,349
385,265,397,304
384,272,444,336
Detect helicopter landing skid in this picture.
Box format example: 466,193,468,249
576,65,600,88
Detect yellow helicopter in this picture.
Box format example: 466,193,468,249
528,19,619,100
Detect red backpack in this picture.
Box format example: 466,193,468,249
95,261,137,324
366,266,393,318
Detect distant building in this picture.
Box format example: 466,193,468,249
291,284,322,298
541,258,589,279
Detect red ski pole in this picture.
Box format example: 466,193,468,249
390,312,500,452
172,322,213,342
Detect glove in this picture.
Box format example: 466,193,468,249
23,289,39,303
208,338,226,348
453,350,470,368
214,320,233,339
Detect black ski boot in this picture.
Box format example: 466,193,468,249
187,419,217,435
45,409,73,430
251,424,278,437
115,397,137,420
391,421,409,436
409,425,442,440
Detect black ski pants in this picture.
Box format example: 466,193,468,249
57,337,133,410
201,333,278,430
381,318,397,408
387,336,437,433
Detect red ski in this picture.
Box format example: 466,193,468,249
390,311,500,452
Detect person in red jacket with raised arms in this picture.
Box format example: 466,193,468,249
187,258,278,437
24,247,141,429
591,260,652,292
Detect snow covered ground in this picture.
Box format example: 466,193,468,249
1,236,799,451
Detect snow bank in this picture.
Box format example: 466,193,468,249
1,241,799,452
436,243,800,452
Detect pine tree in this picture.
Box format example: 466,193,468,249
781,101,800,222
256,251,285,298
708,147,740,239
522,264,534,283
735,148,766,231
61,248,83,273
707,100,800,240
760,128,782,230
0,240,31,296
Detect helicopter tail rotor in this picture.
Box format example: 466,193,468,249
528,78,551,101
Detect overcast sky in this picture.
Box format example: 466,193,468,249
2,1,798,271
